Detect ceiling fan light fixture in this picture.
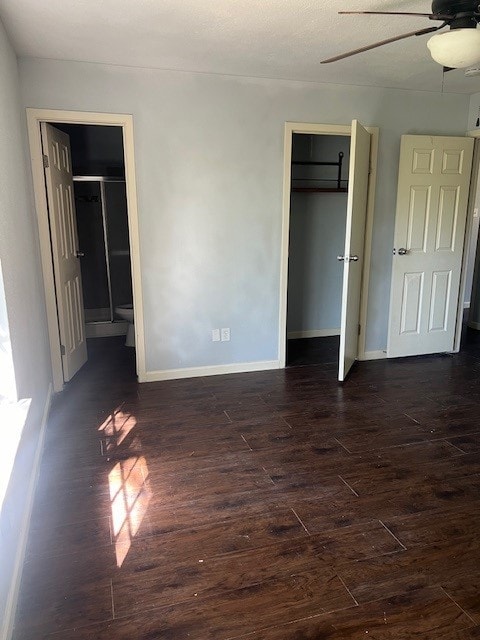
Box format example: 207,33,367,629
427,29,480,68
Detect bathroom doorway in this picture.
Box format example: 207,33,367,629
26,110,145,392
53,124,134,343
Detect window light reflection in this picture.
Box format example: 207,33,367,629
99,406,152,567
98,407,137,451
109,455,152,567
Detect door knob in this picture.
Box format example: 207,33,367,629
397,248,408,255
75,250,85,258
337,255,359,262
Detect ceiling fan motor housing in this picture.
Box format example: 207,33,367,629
432,0,480,28
428,0,480,68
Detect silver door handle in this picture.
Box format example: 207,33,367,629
337,255,359,262
75,251,85,258
397,248,408,255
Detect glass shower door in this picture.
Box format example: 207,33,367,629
74,181,110,322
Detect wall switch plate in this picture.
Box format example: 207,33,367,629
212,329,220,342
221,328,230,342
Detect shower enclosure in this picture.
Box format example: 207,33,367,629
74,176,132,332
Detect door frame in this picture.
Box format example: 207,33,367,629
278,122,379,367
26,108,146,391
453,130,480,352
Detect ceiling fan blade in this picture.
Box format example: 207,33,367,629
338,11,451,20
321,25,443,64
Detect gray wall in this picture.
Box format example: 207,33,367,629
18,57,470,371
0,21,51,632
287,134,349,334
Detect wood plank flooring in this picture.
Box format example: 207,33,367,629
12,332,480,639
287,335,339,366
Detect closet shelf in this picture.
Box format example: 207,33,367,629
291,151,347,193
292,187,348,193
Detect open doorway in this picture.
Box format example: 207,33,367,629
461,145,480,353
26,110,145,392
279,121,377,382
53,124,134,342
286,133,350,368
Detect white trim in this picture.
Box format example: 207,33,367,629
26,109,146,390
1,384,52,640
278,122,378,368
287,329,340,339
143,360,280,382
358,350,387,361
455,132,480,353
464,301,471,309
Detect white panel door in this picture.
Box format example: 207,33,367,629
338,120,371,381
387,135,474,358
41,123,87,381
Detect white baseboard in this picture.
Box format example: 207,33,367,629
1,383,53,640
359,350,387,361
287,329,340,339
468,320,480,330
86,321,128,338
141,360,280,383
464,301,470,309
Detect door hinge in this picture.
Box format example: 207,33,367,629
358,323,361,336
42,154,49,168
60,344,66,355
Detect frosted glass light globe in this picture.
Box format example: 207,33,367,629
427,29,480,68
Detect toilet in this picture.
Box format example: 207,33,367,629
115,304,135,347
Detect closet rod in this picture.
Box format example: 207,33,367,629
292,161,340,166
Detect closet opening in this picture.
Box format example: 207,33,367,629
286,133,350,369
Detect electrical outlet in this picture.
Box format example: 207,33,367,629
212,329,220,342
221,328,230,342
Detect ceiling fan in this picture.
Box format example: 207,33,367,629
321,0,480,70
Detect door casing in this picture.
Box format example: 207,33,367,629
26,109,146,392
454,131,480,352
279,122,379,368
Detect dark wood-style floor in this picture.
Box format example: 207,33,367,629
287,335,340,367
12,331,480,639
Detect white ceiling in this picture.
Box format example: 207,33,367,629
2,0,480,94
